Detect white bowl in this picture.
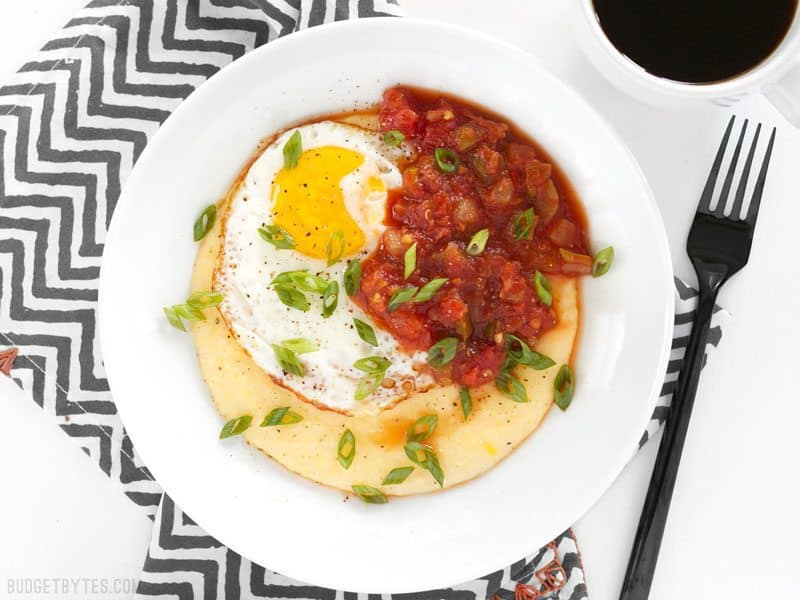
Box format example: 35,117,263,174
99,18,673,594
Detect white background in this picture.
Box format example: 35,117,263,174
0,1,798,599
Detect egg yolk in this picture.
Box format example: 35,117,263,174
272,146,369,260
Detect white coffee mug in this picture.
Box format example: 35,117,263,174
575,0,800,125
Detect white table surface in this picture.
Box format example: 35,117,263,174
1,2,798,599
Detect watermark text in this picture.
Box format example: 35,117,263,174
7,578,136,596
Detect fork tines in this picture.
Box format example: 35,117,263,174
698,115,776,225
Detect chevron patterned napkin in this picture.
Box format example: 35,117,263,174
0,1,729,598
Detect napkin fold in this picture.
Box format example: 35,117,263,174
0,1,728,598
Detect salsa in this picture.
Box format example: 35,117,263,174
352,86,591,388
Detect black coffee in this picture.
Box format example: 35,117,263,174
592,0,798,83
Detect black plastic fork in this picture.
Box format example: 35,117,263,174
619,117,776,600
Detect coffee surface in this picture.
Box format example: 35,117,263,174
593,0,798,83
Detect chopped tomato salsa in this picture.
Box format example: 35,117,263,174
353,86,590,387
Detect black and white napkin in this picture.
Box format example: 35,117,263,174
0,1,728,598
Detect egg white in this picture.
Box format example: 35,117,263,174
216,121,433,413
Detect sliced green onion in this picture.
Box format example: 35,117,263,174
271,270,327,294
279,338,317,354
355,372,383,401
353,356,391,374
219,415,252,439
383,130,405,146
271,344,304,376
534,271,553,307
261,406,303,427
163,306,186,331
343,259,362,296
193,204,217,241
404,242,417,280
353,355,390,401
434,148,458,173
322,281,339,318
258,225,296,250
554,364,574,410
505,334,556,370
337,429,356,469
186,290,224,310
351,484,388,504
326,230,345,266
174,304,206,321
413,278,448,303
592,246,614,277
282,130,302,169
427,337,458,367
388,286,418,312
459,386,472,421
382,466,414,485
467,228,489,256
274,285,310,312
165,295,214,331
407,414,438,442
495,370,528,403
403,441,444,487
513,207,536,241
353,318,378,347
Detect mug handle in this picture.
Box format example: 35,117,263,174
764,64,800,126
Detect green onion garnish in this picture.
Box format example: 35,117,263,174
271,270,328,294
513,208,536,241
186,290,224,310
404,242,417,280
404,441,444,487
343,259,362,296
353,356,390,401
258,225,296,250
274,285,310,312
383,130,405,146
327,230,345,266
353,356,391,374
382,466,414,485
554,364,574,410
407,414,438,442
353,318,378,347
427,337,458,367
354,373,383,401
271,344,304,376
279,338,317,354
174,304,205,321
163,306,186,331
413,278,448,303
388,286,418,312
193,204,216,241
219,415,253,439
283,130,302,169
434,148,458,173
534,271,553,307
351,484,388,504
467,228,489,256
459,386,472,421
337,429,356,469
261,406,303,427
592,246,614,277
322,280,339,318
164,290,224,331
505,334,556,370
495,370,528,403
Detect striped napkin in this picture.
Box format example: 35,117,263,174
0,1,728,598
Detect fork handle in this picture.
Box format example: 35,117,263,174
619,279,721,600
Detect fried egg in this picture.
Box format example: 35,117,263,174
215,121,432,413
